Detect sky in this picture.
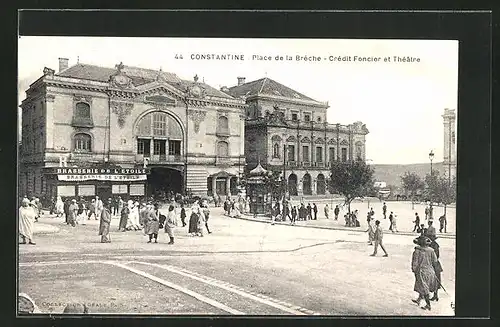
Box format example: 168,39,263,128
18,36,458,164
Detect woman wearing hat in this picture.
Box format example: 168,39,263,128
19,199,36,245
411,235,440,310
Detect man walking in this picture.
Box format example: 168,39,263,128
306,203,312,220
382,202,387,219
413,212,421,232
324,204,329,219
334,205,340,221
312,203,318,220
388,211,394,231
370,220,388,257
439,214,447,233
291,206,297,225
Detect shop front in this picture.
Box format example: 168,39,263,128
43,166,151,201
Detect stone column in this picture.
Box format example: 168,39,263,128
45,94,55,149
212,176,217,196
226,177,231,197
149,138,154,158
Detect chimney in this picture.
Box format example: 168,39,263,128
237,77,246,86
58,58,69,72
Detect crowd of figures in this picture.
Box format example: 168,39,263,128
19,194,214,245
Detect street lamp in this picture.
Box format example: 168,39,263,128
429,150,434,177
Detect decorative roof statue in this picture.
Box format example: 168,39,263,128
115,62,125,72
194,74,199,82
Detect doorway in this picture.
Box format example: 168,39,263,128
148,167,183,198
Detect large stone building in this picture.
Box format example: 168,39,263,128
226,77,369,197
19,58,246,201
442,108,456,182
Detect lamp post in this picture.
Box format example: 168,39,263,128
429,150,434,177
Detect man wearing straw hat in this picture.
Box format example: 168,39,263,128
411,235,440,311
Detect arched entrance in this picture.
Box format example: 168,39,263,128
288,173,298,196
148,167,183,199
317,174,326,195
303,173,312,195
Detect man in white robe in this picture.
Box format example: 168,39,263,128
19,199,36,245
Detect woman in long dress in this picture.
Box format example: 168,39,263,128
188,201,200,236
118,201,129,232
145,204,159,243
55,196,64,218
366,215,375,245
19,199,36,245
411,235,440,310
164,205,177,244
98,200,112,243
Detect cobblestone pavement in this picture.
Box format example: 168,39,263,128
18,207,455,316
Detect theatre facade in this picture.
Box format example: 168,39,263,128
19,59,246,200
226,77,369,197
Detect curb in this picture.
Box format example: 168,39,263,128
235,215,456,239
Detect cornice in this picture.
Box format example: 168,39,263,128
246,94,329,108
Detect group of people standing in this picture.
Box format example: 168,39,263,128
411,221,444,311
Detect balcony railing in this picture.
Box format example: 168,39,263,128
136,154,184,164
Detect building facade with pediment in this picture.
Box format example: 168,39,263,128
19,58,246,201
226,77,369,197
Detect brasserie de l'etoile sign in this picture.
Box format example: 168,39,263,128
51,168,150,182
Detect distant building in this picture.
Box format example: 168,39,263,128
442,108,456,182
19,58,246,200
226,77,369,196
374,181,387,188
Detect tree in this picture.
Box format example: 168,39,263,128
400,171,425,209
263,170,286,202
328,159,375,214
425,172,456,215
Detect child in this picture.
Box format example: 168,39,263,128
180,204,187,227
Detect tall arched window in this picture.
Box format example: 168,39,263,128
217,141,229,157
217,116,229,134
74,133,92,152
75,102,91,119
72,102,93,127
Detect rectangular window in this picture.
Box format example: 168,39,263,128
168,140,181,155
291,113,298,121
341,148,348,162
302,145,309,162
137,138,151,155
287,145,295,162
112,184,128,194
304,114,311,122
153,140,166,156
78,185,95,196
129,184,145,196
329,147,336,162
316,146,323,163
153,113,167,136
57,185,75,197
